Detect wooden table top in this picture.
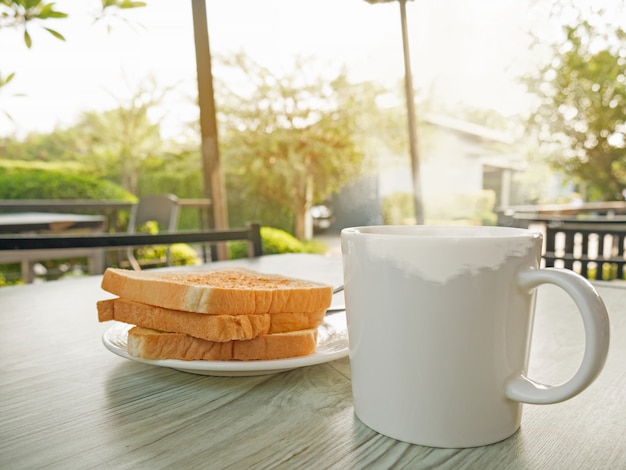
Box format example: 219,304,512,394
0,253,624,469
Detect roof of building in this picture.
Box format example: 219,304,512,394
423,113,515,145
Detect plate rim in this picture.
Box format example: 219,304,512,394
102,313,348,375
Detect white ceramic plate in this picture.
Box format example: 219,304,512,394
102,311,348,376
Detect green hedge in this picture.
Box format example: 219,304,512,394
0,161,135,201
229,226,326,258
0,162,329,284
0,161,137,285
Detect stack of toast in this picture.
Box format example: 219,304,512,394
98,267,333,361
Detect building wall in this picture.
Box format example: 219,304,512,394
331,119,520,228
377,128,488,202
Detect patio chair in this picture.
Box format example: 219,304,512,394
126,194,180,270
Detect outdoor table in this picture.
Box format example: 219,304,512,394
0,200,134,213
0,212,108,282
1,253,624,468
0,212,107,234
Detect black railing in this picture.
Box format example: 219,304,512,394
0,223,262,258
541,219,626,280
497,203,626,280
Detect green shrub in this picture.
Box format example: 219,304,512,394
425,190,497,225
0,161,135,201
382,190,497,226
260,226,307,255
229,226,326,259
130,243,200,267
226,175,295,233
170,244,202,266
0,269,20,286
382,192,414,225
1,256,97,286
0,161,137,284
127,221,200,267
585,262,624,281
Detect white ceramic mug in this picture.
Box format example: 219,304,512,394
341,225,610,448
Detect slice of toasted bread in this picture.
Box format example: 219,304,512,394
98,298,326,342
127,326,318,361
101,267,332,315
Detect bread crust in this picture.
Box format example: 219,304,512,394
127,326,318,361
98,298,326,342
101,267,333,315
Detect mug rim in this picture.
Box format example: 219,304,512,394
341,225,540,239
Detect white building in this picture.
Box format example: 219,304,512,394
331,114,525,229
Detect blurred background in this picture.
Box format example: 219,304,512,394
1,0,625,276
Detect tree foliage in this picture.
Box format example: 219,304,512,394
72,84,164,194
0,0,146,123
0,0,68,47
1,77,171,195
525,11,626,201
216,53,371,239
0,0,145,47
1,126,86,162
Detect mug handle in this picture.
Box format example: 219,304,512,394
505,268,610,404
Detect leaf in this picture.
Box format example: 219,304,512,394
35,3,69,19
24,0,42,10
3,110,15,123
44,27,65,41
46,11,69,19
24,30,32,48
118,0,147,8
37,3,53,18
101,0,146,8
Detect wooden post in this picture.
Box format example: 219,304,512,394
191,0,229,259
398,0,424,224
365,0,424,224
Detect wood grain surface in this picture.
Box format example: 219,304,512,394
1,254,624,469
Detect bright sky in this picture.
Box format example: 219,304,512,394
0,0,536,139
